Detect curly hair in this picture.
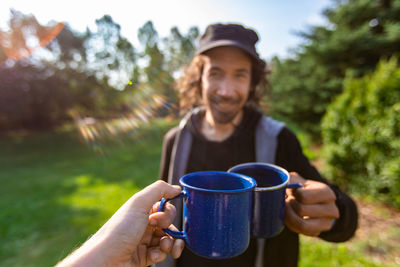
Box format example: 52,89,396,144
177,52,269,115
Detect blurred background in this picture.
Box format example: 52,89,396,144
0,0,399,266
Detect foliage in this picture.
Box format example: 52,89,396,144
163,26,199,74
269,0,400,137
268,55,342,137
0,11,198,131
85,15,138,90
138,21,175,110
137,21,199,116
321,57,400,207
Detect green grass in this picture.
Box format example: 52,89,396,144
1,118,397,266
300,236,398,267
0,119,176,266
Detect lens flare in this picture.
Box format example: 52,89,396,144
71,88,176,154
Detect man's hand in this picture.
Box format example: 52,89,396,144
57,180,185,267
284,172,339,236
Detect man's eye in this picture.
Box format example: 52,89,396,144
236,73,247,79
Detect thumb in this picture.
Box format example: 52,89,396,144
289,172,306,184
130,181,181,214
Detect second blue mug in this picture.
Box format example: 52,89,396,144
158,171,257,259
228,162,301,238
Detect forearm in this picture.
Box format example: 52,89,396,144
56,233,111,267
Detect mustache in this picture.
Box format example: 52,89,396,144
210,95,241,104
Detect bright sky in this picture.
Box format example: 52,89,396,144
0,0,333,60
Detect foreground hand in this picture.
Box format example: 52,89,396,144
57,180,185,267
284,172,339,236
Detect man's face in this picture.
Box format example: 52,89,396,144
201,46,252,125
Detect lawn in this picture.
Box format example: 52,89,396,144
1,119,398,266
0,119,173,266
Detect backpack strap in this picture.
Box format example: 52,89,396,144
167,120,192,185
156,108,202,267
167,107,204,184
254,116,285,267
255,116,285,164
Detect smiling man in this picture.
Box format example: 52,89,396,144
200,46,252,141
157,23,358,267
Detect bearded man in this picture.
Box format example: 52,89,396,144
157,23,358,267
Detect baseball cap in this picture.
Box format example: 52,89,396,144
196,23,264,65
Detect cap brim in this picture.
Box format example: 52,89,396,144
196,39,261,63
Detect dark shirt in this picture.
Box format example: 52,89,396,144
159,106,358,267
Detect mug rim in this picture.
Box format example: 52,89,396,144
179,171,257,193
228,162,290,191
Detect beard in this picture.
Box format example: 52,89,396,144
208,94,244,124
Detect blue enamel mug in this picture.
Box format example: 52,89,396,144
228,163,301,238
158,171,257,259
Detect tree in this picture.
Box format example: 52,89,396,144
269,0,400,137
85,15,138,91
0,12,130,131
0,12,198,130
163,26,199,75
0,11,90,130
137,21,177,115
321,57,400,207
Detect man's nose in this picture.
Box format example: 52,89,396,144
216,78,235,97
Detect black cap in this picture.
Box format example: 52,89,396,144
196,23,263,64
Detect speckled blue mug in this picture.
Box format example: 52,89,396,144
158,171,257,259
228,163,301,238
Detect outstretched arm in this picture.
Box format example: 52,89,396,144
57,181,185,267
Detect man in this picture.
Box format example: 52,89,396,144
158,23,358,267
57,181,184,267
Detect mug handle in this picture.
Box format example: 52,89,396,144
158,190,187,239
287,183,302,189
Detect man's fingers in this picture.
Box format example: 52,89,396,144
289,198,339,219
289,172,307,184
294,186,336,204
171,238,185,259
292,180,336,205
146,247,167,266
145,227,184,265
137,244,147,267
151,223,183,248
158,225,185,259
143,201,178,247
153,227,168,237
149,202,177,228
150,237,160,247
289,173,337,205
130,181,181,213
285,197,336,236
153,221,181,237
140,225,155,246
145,237,184,265
159,236,174,252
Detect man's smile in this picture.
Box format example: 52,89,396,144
210,95,241,112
